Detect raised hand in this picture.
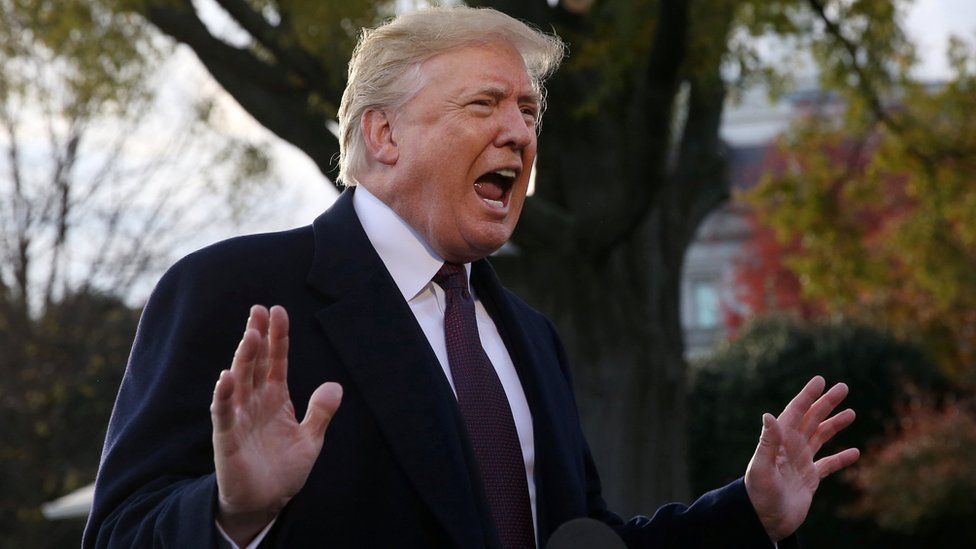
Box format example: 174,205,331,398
210,305,343,545
744,376,860,542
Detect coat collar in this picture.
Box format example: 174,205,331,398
351,184,448,302
470,261,577,545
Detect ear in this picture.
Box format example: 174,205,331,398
361,109,398,166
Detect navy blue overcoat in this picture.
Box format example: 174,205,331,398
84,188,776,548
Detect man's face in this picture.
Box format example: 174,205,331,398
382,42,539,263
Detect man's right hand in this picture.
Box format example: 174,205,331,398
210,305,343,546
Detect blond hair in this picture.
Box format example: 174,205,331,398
336,6,565,186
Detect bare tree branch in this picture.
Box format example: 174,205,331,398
141,0,342,184
671,75,729,249
806,0,901,130
212,0,336,97
587,0,690,257
42,124,81,308
807,0,971,169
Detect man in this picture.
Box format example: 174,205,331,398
84,7,858,548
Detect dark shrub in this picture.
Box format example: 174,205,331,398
689,316,948,548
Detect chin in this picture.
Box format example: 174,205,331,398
440,233,507,263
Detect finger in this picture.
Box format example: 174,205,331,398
800,382,849,438
753,412,783,464
810,408,856,455
210,370,236,433
246,304,270,334
249,305,271,389
267,305,290,383
815,447,860,479
230,327,261,402
301,382,343,439
236,305,268,395
778,376,826,429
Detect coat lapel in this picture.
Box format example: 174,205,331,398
471,260,584,545
307,189,487,548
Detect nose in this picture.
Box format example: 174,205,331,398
494,103,535,152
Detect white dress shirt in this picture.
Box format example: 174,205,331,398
219,186,537,547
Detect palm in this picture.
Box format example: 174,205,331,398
214,367,320,511
744,376,860,542
210,305,341,535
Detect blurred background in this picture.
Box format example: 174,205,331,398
1,0,974,546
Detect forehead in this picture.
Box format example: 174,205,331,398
417,42,539,102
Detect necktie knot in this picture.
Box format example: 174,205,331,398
433,262,468,293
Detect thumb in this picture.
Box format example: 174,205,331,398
301,382,343,438
755,413,782,462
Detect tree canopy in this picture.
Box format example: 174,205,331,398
731,10,976,541
743,35,976,387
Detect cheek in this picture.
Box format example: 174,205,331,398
511,179,529,208
423,183,466,233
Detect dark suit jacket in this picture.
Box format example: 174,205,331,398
83,188,776,548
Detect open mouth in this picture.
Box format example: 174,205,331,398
474,168,518,209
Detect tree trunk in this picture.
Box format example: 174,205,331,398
503,0,731,514
486,0,717,513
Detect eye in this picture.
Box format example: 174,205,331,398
468,98,494,112
521,106,539,125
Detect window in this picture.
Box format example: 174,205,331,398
692,280,720,329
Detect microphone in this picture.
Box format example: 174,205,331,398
545,518,626,549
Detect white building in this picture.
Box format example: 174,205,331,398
681,86,835,358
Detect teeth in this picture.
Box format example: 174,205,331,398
482,198,504,208
493,168,517,179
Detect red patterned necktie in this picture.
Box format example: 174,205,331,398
433,262,535,548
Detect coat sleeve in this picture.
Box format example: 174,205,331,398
83,252,253,548
541,319,780,549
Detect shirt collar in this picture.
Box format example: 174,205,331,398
353,185,470,301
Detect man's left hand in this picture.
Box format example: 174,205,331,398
744,375,860,542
